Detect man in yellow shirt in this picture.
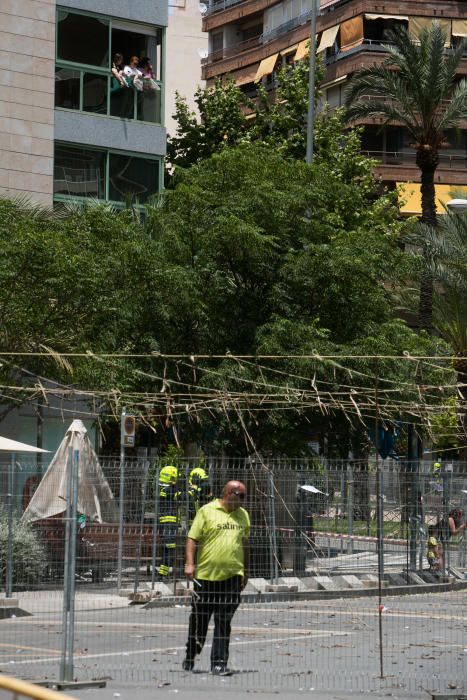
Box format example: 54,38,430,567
183,480,250,675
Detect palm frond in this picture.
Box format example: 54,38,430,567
345,101,418,139
436,79,467,132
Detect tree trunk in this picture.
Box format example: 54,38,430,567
416,149,439,333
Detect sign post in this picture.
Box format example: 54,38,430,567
117,410,135,590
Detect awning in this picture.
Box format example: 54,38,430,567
408,17,451,46
294,40,309,61
233,64,260,86
340,16,364,51
317,25,340,53
321,74,348,89
280,44,298,56
397,183,467,215
254,53,279,83
452,19,467,37
365,14,408,22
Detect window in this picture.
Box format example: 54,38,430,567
109,153,159,204
57,11,109,67
55,9,163,124
211,32,223,54
54,144,106,199
54,144,161,205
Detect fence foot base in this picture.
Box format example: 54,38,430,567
34,680,107,690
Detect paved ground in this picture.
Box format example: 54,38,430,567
0,589,465,697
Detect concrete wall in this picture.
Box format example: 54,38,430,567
55,110,167,156
0,0,56,207
165,0,206,136
61,0,168,27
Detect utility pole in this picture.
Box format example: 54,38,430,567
306,0,319,164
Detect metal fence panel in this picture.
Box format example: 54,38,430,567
0,457,465,692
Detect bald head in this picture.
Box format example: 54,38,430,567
220,480,247,511
222,480,245,496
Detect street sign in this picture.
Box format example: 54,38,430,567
121,413,136,447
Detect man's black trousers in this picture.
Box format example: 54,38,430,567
185,576,242,668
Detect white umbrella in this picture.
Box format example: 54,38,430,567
22,419,118,524
0,436,49,453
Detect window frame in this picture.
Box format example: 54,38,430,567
53,142,164,207
55,6,165,125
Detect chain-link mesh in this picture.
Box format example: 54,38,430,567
1,456,465,692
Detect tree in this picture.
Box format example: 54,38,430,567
0,198,162,415
167,58,325,170
344,22,467,330
167,79,251,170
146,141,445,457
407,210,467,458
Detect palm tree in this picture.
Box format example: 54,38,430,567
344,22,467,331
409,210,467,459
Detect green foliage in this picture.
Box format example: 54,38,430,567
167,58,325,169
0,511,46,585
429,397,459,452
167,79,251,171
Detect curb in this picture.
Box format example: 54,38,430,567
142,579,467,608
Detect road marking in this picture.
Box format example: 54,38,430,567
0,643,61,655
2,630,350,666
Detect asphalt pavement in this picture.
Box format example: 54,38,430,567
1,589,465,699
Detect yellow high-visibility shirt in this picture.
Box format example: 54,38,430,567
188,499,250,581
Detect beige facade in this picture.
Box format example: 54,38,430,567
0,0,56,207
165,0,207,136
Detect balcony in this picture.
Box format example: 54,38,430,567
362,151,467,170
55,64,162,124
203,11,312,66
205,0,246,16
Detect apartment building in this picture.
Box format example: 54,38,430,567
201,0,467,213
0,0,167,208
166,0,207,135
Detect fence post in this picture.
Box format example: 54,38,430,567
151,466,160,590
268,469,279,584
134,461,150,596
60,448,78,682
117,441,126,591
347,464,354,554
5,453,15,599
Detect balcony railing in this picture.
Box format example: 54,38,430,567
262,10,312,42
55,63,163,125
362,150,467,168
203,11,312,65
204,34,263,63
205,0,247,16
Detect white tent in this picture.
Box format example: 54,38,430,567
22,419,118,524
0,436,49,453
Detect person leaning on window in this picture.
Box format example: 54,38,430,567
183,480,250,676
111,53,127,88
123,55,142,83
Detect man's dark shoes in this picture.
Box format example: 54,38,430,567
211,664,231,676
182,658,194,671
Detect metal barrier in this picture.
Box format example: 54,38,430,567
0,456,465,692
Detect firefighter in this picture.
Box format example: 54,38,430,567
188,466,212,523
157,465,180,578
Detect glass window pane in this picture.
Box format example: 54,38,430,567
109,154,159,204
57,11,109,67
110,81,135,119
83,73,108,114
54,144,106,199
55,66,80,109
137,85,162,123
